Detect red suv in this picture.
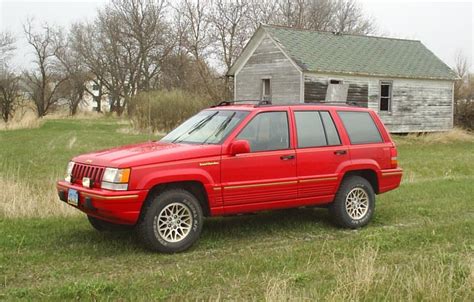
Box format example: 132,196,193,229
57,102,402,253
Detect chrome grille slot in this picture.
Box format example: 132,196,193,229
71,163,105,187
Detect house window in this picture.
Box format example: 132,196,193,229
380,81,392,111
329,79,343,84
92,84,100,91
261,79,271,100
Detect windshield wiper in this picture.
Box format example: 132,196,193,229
202,112,236,144
171,111,219,143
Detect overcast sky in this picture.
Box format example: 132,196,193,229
1,0,473,71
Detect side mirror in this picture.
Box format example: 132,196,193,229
230,140,250,156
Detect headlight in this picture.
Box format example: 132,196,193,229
101,168,130,191
65,161,75,182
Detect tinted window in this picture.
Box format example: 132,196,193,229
295,111,326,147
320,111,341,145
237,112,289,152
338,111,383,144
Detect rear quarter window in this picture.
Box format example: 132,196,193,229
337,111,383,144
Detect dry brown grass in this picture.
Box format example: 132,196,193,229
0,109,43,131
261,246,473,301
396,128,474,145
329,245,380,301
0,170,77,218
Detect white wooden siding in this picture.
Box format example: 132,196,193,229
303,72,454,132
235,35,302,104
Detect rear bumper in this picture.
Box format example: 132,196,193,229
379,168,403,193
56,180,148,225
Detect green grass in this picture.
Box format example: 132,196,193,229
0,119,473,301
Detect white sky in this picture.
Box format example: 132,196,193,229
1,0,473,71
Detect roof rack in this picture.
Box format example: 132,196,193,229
211,100,271,107
256,101,361,107
212,100,362,108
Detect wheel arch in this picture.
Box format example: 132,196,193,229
341,169,379,194
142,180,210,217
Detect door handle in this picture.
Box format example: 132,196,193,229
334,150,347,155
280,155,295,160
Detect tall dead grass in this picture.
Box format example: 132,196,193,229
0,170,77,218
0,110,43,131
263,246,473,301
395,128,474,145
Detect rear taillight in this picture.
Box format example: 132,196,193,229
390,147,398,168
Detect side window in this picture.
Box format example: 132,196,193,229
320,111,341,145
380,81,392,111
338,111,383,144
237,111,289,152
294,111,341,148
295,111,326,148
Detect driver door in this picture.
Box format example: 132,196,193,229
220,111,297,207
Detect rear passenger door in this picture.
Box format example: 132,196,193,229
293,110,348,200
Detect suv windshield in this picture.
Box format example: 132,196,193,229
161,110,249,144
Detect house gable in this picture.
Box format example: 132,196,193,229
234,32,303,104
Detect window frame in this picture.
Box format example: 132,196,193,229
379,80,393,113
261,78,272,101
293,110,342,149
234,110,291,153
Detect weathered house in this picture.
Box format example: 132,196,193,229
227,25,457,132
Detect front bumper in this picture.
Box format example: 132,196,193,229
57,180,148,225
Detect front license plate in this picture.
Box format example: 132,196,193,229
67,189,79,206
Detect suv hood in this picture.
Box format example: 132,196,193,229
73,141,222,168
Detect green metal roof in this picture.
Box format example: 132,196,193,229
263,25,456,80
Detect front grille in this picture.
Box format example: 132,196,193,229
71,164,104,188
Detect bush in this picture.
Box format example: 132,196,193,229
454,100,474,130
129,90,214,132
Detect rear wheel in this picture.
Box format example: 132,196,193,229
87,215,133,232
137,189,203,253
329,176,375,228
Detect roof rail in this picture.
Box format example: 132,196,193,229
211,100,272,107
212,100,363,108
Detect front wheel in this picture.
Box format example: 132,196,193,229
329,176,375,228
137,189,203,253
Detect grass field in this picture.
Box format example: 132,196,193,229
0,119,473,301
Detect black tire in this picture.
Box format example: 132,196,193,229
87,215,134,232
137,189,203,253
329,176,375,229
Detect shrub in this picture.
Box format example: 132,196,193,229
454,99,474,130
129,90,214,132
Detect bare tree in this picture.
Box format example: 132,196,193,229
172,0,226,99
70,23,109,113
53,31,91,115
0,32,22,123
23,20,68,117
71,0,173,115
454,51,470,100
247,0,280,30
0,32,16,69
0,70,21,123
331,0,374,34
210,0,252,97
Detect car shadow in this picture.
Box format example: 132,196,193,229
58,207,334,254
